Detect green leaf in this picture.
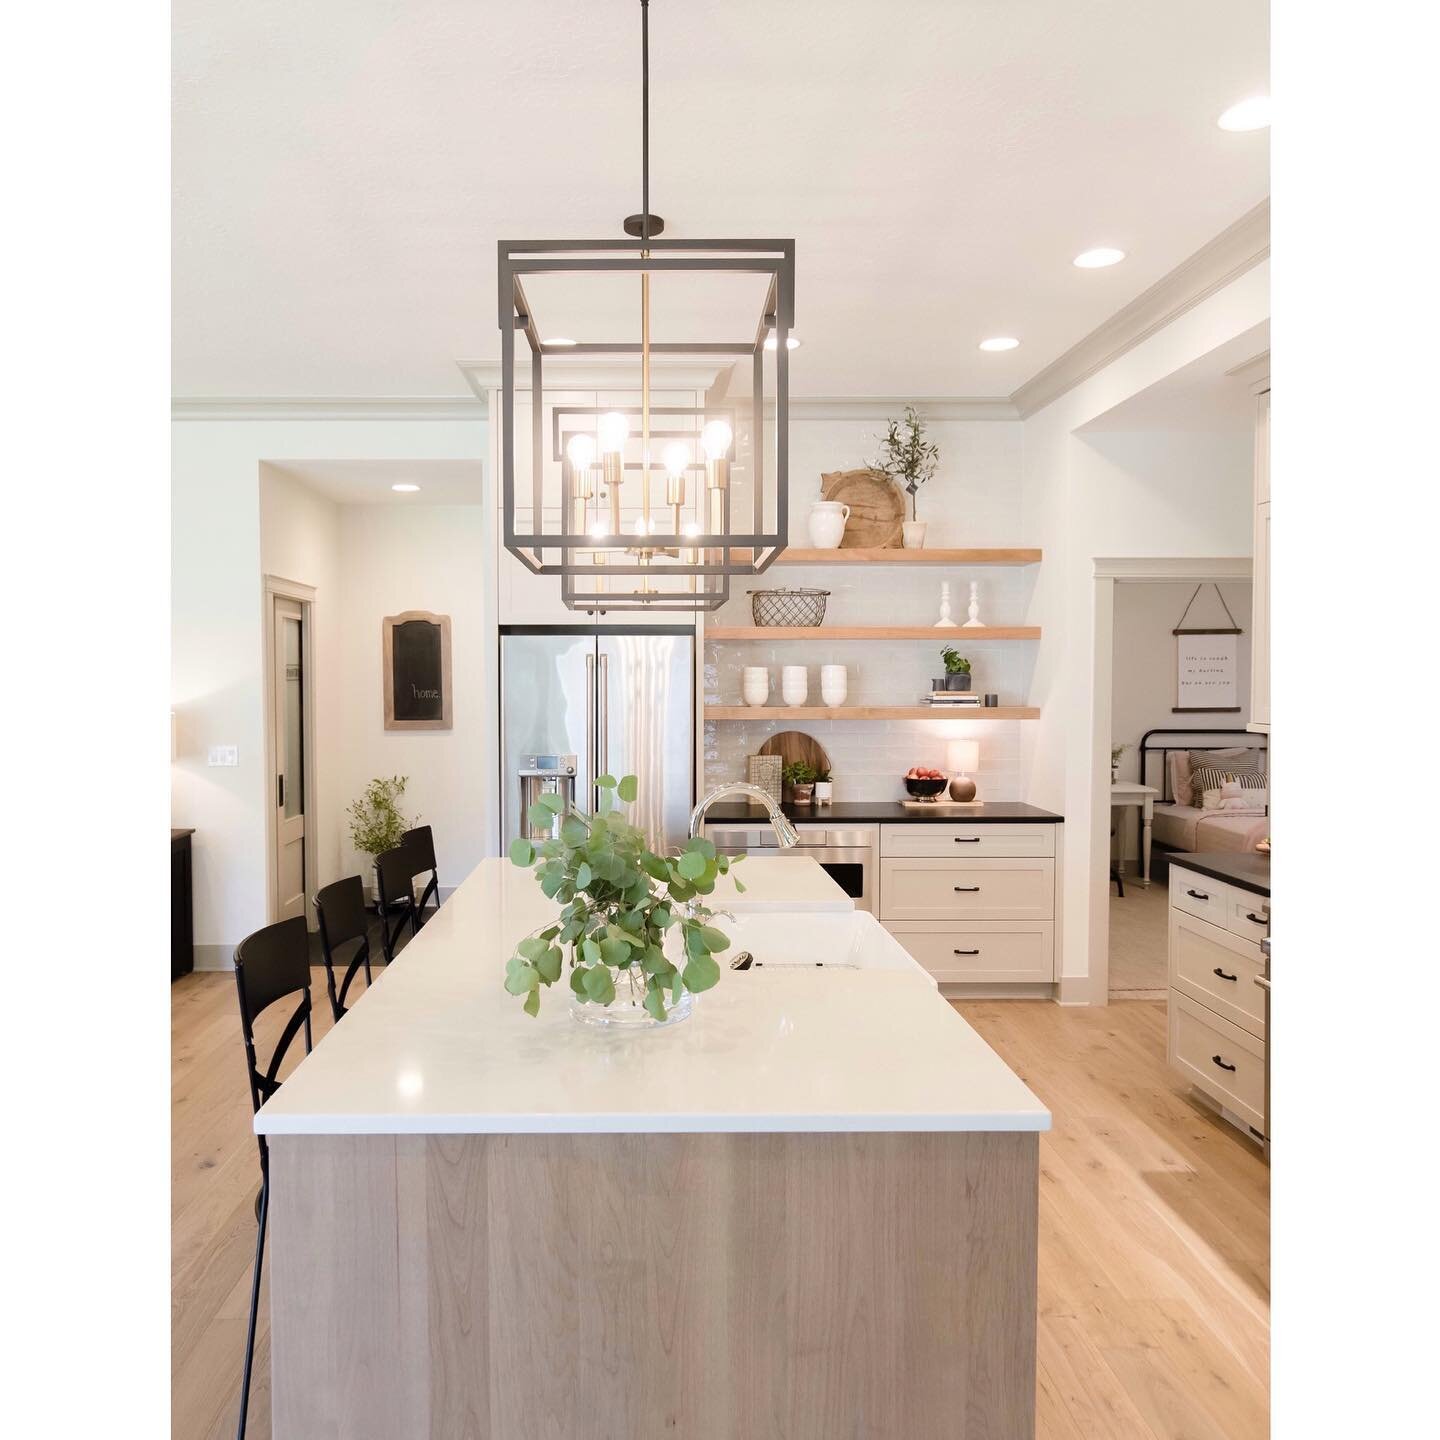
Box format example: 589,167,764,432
504,957,538,995
537,791,565,813
570,966,590,996
583,965,616,1005
574,861,592,890
617,774,638,803
643,983,668,1021
536,946,563,984
522,986,541,1017
582,938,601,966
686,836,716,860
517,935,547,962
508,837,535,867
641,853,671,883
641,944,669,976
677,850,706,880
599,936,631,967
683,952,722,993
651,903,674,930
528,801,556,832
594,774,617,789
699,925,731,953
732,876,747,893
560,815,589,848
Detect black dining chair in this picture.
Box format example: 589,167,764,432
232,916,313,1440
1110,817,1125,898
313,875,373,1020
403,824,440,927
375,844,419,962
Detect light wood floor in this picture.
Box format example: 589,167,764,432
173,975,1267,1440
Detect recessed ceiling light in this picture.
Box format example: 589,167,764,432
763,331,801,350
547,336,578,346
1073,247,1126,269
1218,96,1270,132
979,337,1020,352
391,483,420,493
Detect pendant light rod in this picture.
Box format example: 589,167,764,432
641,0,649,245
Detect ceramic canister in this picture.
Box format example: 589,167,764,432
781,664,808,706
807,501,851,549
820,663,848,706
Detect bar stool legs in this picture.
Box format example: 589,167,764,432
236,1175,269,1440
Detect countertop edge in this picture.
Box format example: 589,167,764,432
1170,852,1271,897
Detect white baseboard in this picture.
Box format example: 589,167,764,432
941,982,1057,1002
193,944,234,973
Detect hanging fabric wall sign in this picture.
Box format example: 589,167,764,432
1172,583,1243,713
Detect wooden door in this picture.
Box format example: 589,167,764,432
273,597,307,920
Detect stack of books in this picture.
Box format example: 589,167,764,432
927,688,982,707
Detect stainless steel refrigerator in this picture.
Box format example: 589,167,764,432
500,626,695,852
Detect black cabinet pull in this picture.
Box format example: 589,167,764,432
953,886,981,893
277,774,284,808
1245,912,1267,925
1186,889,1210,900
953,836,981,843
953,948,980,956
1212,967,1238,982
1211,1054,1237,1072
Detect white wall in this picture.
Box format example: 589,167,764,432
336,504,493,890
1110,579,1252,857
1019,259,1269,1001
171,415,487,964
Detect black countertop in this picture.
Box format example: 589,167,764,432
1170,851,1271,898
702,800,1063,826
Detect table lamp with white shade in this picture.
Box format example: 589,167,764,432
947,739,980,802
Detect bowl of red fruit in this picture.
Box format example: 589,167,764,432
904,767,948,800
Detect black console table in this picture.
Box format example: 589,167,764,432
172,829,194,981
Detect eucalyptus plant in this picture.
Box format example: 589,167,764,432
505,774,744,1020
874,405,940,520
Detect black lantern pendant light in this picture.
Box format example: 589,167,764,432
497,0,795,611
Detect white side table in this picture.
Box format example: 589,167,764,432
1109,782,1159,886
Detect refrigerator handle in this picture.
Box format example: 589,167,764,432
598,652,610,776
585,653,597,792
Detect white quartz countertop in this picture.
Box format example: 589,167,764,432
707,855,853,911
256,859,1050,1137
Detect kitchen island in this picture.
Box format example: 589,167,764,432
258,857,1050,1438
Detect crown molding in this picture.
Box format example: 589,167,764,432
1011,200,1270,419
458,358,729,401
170,396,483,421
784,396,1018,421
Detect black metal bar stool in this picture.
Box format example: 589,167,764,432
231,915,313,1440
375,844,418,962
403,824,440,927
313,875,373,1020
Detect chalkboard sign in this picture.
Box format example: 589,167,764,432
382,611,453,730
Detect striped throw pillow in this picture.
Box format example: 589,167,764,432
1192,763,1268,795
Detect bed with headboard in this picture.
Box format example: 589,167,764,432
1139,728,1270,862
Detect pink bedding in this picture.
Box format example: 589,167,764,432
1152,803,1268,855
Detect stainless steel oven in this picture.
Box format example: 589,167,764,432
705,822,877,913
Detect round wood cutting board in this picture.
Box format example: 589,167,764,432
758,731,832,778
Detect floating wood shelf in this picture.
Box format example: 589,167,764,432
764,547,1042,567
706,625,1041,641
705,706,1040,721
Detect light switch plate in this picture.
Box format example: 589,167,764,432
208,745,239,767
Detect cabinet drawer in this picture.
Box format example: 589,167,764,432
1169,993,1265,1133
1224,892,1270,942
881,824,1055,859
880,858,1055,922
1169,911,1264,1038
1170,867,1230,926
885,922,1054,984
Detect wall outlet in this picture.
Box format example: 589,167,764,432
208,745,239,767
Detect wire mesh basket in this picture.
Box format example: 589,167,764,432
749,588,830,627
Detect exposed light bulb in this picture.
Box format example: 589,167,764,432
588,521,611,540
763,331,801,350
597,411,630,453
566,433,596,469
663,441,690,476
632,515,651,537
683,522,701,538
701,420,733,460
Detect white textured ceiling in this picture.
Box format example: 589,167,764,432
173,0,1269,399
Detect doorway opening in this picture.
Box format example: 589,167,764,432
264,577,316,924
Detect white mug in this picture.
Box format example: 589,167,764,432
807,500,851,549
820,663,848,707
781,664,808,706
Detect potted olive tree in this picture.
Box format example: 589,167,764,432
347,775,412,908
873,405,939,548
938,647,972,691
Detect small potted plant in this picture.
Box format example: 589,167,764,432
939,647,972,691
873,405,939,548
1111,743,1128,782
505,773,742,1027
782,759,818,804
813,766,833,805
347,775,412,907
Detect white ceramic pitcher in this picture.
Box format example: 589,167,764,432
808,500,851,549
